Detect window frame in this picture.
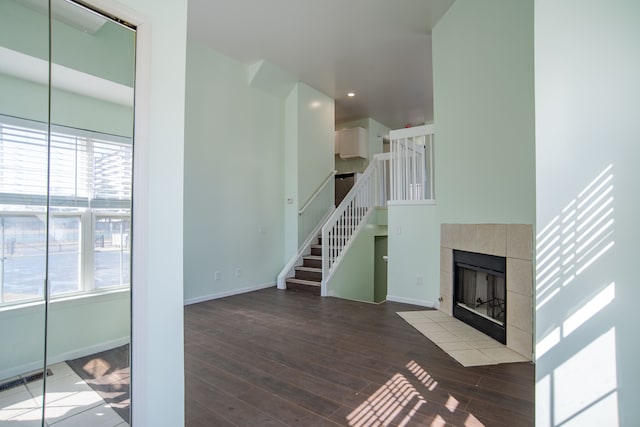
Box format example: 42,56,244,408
0,116,132,308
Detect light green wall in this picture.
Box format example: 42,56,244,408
284,83,335,253
0,292,129,381
0,0,135,86
0,0,134,137
0,72,48,122
0,73,133,137
297,84,335,204
328,220,388,303
535,1,640,425
432,0,535,225
183,39,285,302
0,304,44,381
386,0,536,307
386,204,439,306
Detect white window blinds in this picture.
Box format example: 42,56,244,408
0,115,132,209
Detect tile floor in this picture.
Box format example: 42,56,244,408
397,310,529,367
0,362,128,427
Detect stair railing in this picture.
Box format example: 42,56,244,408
321,153,390,294
299,170,337,215
277,205,335,290
389,124,435,202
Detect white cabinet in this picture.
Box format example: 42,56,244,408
335,127,367,159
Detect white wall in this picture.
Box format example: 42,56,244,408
535,1,640,425
113,0,188,425
183,40,285,303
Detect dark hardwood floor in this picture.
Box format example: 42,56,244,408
184,288,534,426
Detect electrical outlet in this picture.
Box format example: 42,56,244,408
215,271,221,281
416,276,423,286
396,226,402,235
235,268,241,278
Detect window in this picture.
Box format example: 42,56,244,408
0,115,132,305
94,215,130,289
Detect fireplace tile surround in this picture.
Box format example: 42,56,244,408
440,224,533,359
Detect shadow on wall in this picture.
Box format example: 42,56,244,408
536,165,619,425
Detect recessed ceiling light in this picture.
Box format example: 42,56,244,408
347,92,355,97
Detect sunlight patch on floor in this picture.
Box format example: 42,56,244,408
347,360,485,427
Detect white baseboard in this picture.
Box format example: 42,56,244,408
184,282,276,306
0,337,129,382
386,295,436,308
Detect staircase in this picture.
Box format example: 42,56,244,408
285,236,323,295
278,126,434,299
277,153,391,297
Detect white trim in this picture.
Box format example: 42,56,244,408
386,295,437,308
184,282,276,305
388,124,435,140
329,295,385,305
130,18,151,427
387,199,436,206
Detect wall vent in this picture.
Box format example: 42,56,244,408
0,369,53,392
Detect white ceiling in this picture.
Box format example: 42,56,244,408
187,0,454,130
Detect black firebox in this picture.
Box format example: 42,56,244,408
453,250,506,344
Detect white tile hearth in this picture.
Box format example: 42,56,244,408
398,310,529,367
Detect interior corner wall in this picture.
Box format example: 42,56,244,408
432,0,535,226
183,39,285,302
535,1,640,425
284,86,299,258
284,83,335,252
386,204,439,307
295,84,334,206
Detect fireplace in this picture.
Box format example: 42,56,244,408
453,250,506,344
440,224,533,359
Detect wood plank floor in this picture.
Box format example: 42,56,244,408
184,288,534,426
